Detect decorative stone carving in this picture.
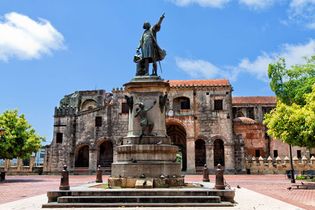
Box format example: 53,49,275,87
134,100,157,137
159,94,168,113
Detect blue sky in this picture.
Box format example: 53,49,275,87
1,0,315,144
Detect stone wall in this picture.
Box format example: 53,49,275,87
0,157,43,175
233,117,267,158
167,82,234,173
245,156,315,175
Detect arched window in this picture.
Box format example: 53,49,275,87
81,100,97,111
173,97,190,111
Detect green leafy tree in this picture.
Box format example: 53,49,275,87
264,99,315,147
0,110,44,159
268,56,315,105
265,56,315,147
302,86,315,146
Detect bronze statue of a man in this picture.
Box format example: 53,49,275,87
135,13,166,76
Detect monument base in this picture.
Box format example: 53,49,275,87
111,161,181,177
116,143,178,162
108,176,185,188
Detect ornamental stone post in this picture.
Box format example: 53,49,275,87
215,164,225,190
59,165,70,190
202,164,210,182
96,165,103,183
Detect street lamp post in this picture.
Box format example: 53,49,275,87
0,127,5,181
289,144,296,183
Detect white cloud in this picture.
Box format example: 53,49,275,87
175,57,239,81
290,0,315,8
169,0,230,8
238,53,273,81
239,0,276,10
288,0,315,28
175,57,220,77
306,22,315,29
0,12,64,61
232,39,315,81
176,39,315,82
289,0,315,17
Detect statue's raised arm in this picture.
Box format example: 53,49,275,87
156,13,165,28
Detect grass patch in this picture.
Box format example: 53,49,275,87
102,183,109,189
296,175,315,182
296,175,306,180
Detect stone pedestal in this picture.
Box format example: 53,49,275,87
125,76,169,137
109,77,182,188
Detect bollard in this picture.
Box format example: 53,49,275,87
215,164,225,190
202,164,210,182
96,165,103,183
59,165,70,190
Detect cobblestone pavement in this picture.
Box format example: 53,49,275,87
0,174,314,210
187,174,315,210
0,175,101,204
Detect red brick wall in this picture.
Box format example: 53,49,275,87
233,119,267,158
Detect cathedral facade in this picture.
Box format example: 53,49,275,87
43,79,314,174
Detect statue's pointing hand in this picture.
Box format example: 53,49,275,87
161,13,165,19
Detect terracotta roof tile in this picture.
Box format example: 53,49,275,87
169,79,230,87
232,96,276,105
233,117,258,124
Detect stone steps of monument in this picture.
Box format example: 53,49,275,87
57,195,221,204
46,188,235,208
47,189,234,201
42,201,234,208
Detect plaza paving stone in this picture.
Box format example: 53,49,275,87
0,174,314,210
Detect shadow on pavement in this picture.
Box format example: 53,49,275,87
0,179,44,183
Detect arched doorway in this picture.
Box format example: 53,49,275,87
166,124,187,171
75,145,89,167
98,141,113,167
214,139,225,166
195,139,206,168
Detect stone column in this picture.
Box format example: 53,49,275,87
43,148,50,173
4,159,10,171
206,144,214,169
224,144,235,171
186,137,195,173
68,152,75,172
17,158,23,171
30,156,35,172
89,148,97,173
112,142,118,162
256,105,263,123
